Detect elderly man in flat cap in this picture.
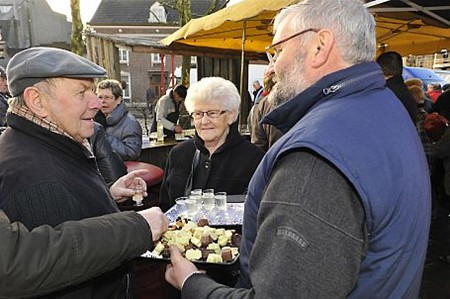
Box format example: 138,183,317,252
0,47,168,298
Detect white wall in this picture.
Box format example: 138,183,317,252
248,64,268,99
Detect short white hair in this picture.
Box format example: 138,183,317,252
185,77,241,115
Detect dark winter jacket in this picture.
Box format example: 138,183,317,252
386,74,418,123
0,113,132,299
105,102,142,161
90,122,127,185
0,210,152,298
160,122,264,211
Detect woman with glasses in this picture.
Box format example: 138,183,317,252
159,77,264,211
95,79,142,161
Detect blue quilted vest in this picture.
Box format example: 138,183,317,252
239,62,431,298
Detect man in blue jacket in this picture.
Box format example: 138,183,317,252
165,0,431,298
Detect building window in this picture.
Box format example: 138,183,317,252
0,6,12,14
148,2,166,23
191,56,197,65
119,48,129,65
121,72,131,101
151,53,164,65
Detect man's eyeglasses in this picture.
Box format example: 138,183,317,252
265,28,319,64
190,110,227,120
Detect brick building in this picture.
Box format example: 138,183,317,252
87,0,226,104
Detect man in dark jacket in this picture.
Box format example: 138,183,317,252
0,47,167,299
377,51,418,124
0,207,168,298
165,1,430,298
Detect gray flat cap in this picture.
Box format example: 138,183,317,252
6,47,107,96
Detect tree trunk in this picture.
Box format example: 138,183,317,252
70,0,85,55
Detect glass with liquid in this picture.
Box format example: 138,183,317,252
202,189,215,211
132,185,144,206
215,192,227,210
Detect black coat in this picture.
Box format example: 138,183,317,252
160,122,264,211
0,113,132,299
386,74,418,123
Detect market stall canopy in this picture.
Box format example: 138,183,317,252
371,0,450,55
161,0,450,57
160,0,300,56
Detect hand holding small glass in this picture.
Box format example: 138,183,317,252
109,169,148,202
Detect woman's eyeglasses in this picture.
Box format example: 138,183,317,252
190,110,227,120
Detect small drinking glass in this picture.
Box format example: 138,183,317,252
175,197,188,217
185,197,198,217
215,192,227,210
190,189,203,209
202,189,215,211
132,185,144,206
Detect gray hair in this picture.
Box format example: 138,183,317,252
8,78,59,109
185,77,241,118
274,0,376,64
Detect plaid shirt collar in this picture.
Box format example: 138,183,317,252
10,105,94,155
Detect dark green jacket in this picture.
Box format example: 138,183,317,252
0,210,152,299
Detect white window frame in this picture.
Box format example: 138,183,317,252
119,48,129,65
151,53,164,65
121,72,131,101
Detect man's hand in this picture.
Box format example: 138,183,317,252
110,169,148,202
165,246,200,290
174,125,183,133
137,207,169,241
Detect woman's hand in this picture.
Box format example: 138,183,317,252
110,169,148,202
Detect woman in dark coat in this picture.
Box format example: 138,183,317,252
160,77,264,211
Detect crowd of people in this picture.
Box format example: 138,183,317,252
0,0,449,298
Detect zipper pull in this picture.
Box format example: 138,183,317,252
323,85,340,95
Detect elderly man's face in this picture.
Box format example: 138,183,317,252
97,88,121,116
268,25,310,107
39,78,101,143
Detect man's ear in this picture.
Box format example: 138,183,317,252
23,87,48,118
310,29,335,68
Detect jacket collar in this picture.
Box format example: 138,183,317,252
194,121,246,155
106,102,128,126
6,113,95,160
262,61,385,134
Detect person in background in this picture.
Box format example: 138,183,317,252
90,122,127,185
250,66,283,151
0,203,168,298
405,78,435,112
376,51,418,123
0,66,10,127
165,0,430,298
0,47,163,299
251,80,264,104
160,77,264,211
96,79,142,161
153,84,187,140
427,82,443,103
145,80,156,109
408,85,436,172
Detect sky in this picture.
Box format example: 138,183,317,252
45,0,102,23
46,0,242,24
